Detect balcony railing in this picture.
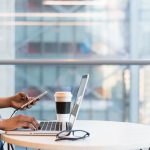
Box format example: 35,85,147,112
0,59,150,65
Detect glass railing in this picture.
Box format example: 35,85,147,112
0,59,150,124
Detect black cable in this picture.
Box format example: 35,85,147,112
9,109,19,118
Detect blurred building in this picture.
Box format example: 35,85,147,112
14,0,128,121
0,0,150,123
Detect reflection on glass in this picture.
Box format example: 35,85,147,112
15,65,128,121
15,0,129,58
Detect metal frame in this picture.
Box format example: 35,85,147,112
129,0,140,123
0,59,150,65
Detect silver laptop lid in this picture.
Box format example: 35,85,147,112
69,74,89,129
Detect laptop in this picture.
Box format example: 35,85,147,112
5,74,89,135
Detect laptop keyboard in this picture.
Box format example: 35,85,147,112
39,121,63,131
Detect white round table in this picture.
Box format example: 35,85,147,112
1,120,150,150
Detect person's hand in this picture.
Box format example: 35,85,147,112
0,115,40,131
9,92,35,110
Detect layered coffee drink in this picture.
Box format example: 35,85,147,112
54,91,72,122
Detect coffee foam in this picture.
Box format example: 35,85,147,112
54,91,72,102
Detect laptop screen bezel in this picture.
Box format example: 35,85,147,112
69,74,89,129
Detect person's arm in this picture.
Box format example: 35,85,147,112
0,92,30,109
0,115,39,131
0,97,11,108
0,119,5,130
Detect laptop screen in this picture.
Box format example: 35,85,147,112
69,74,89,128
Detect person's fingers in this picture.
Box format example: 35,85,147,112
27,97,38,106
25,97,34,109
28,97,33,101
22,107,27,110
32,99,38,105
29,97,38,103
18,92,27,99
20,119,38,130
31,117,39,130
17,92,28,102
21,122,36,130
21,105,31,110
26,105,32,109
18,115,39,129
30,99,38,106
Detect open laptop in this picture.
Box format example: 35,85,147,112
5,74,89,135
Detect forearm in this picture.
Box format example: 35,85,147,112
0,120,5,130
0,97,11,108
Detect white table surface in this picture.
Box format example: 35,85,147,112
1,120,150,150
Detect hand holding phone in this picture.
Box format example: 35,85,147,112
20,91,48,109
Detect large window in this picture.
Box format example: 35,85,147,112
15,0,129,58
14,0,131,122
139,0,150,57
1,0,150,124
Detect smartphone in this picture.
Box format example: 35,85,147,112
20,91,48,109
